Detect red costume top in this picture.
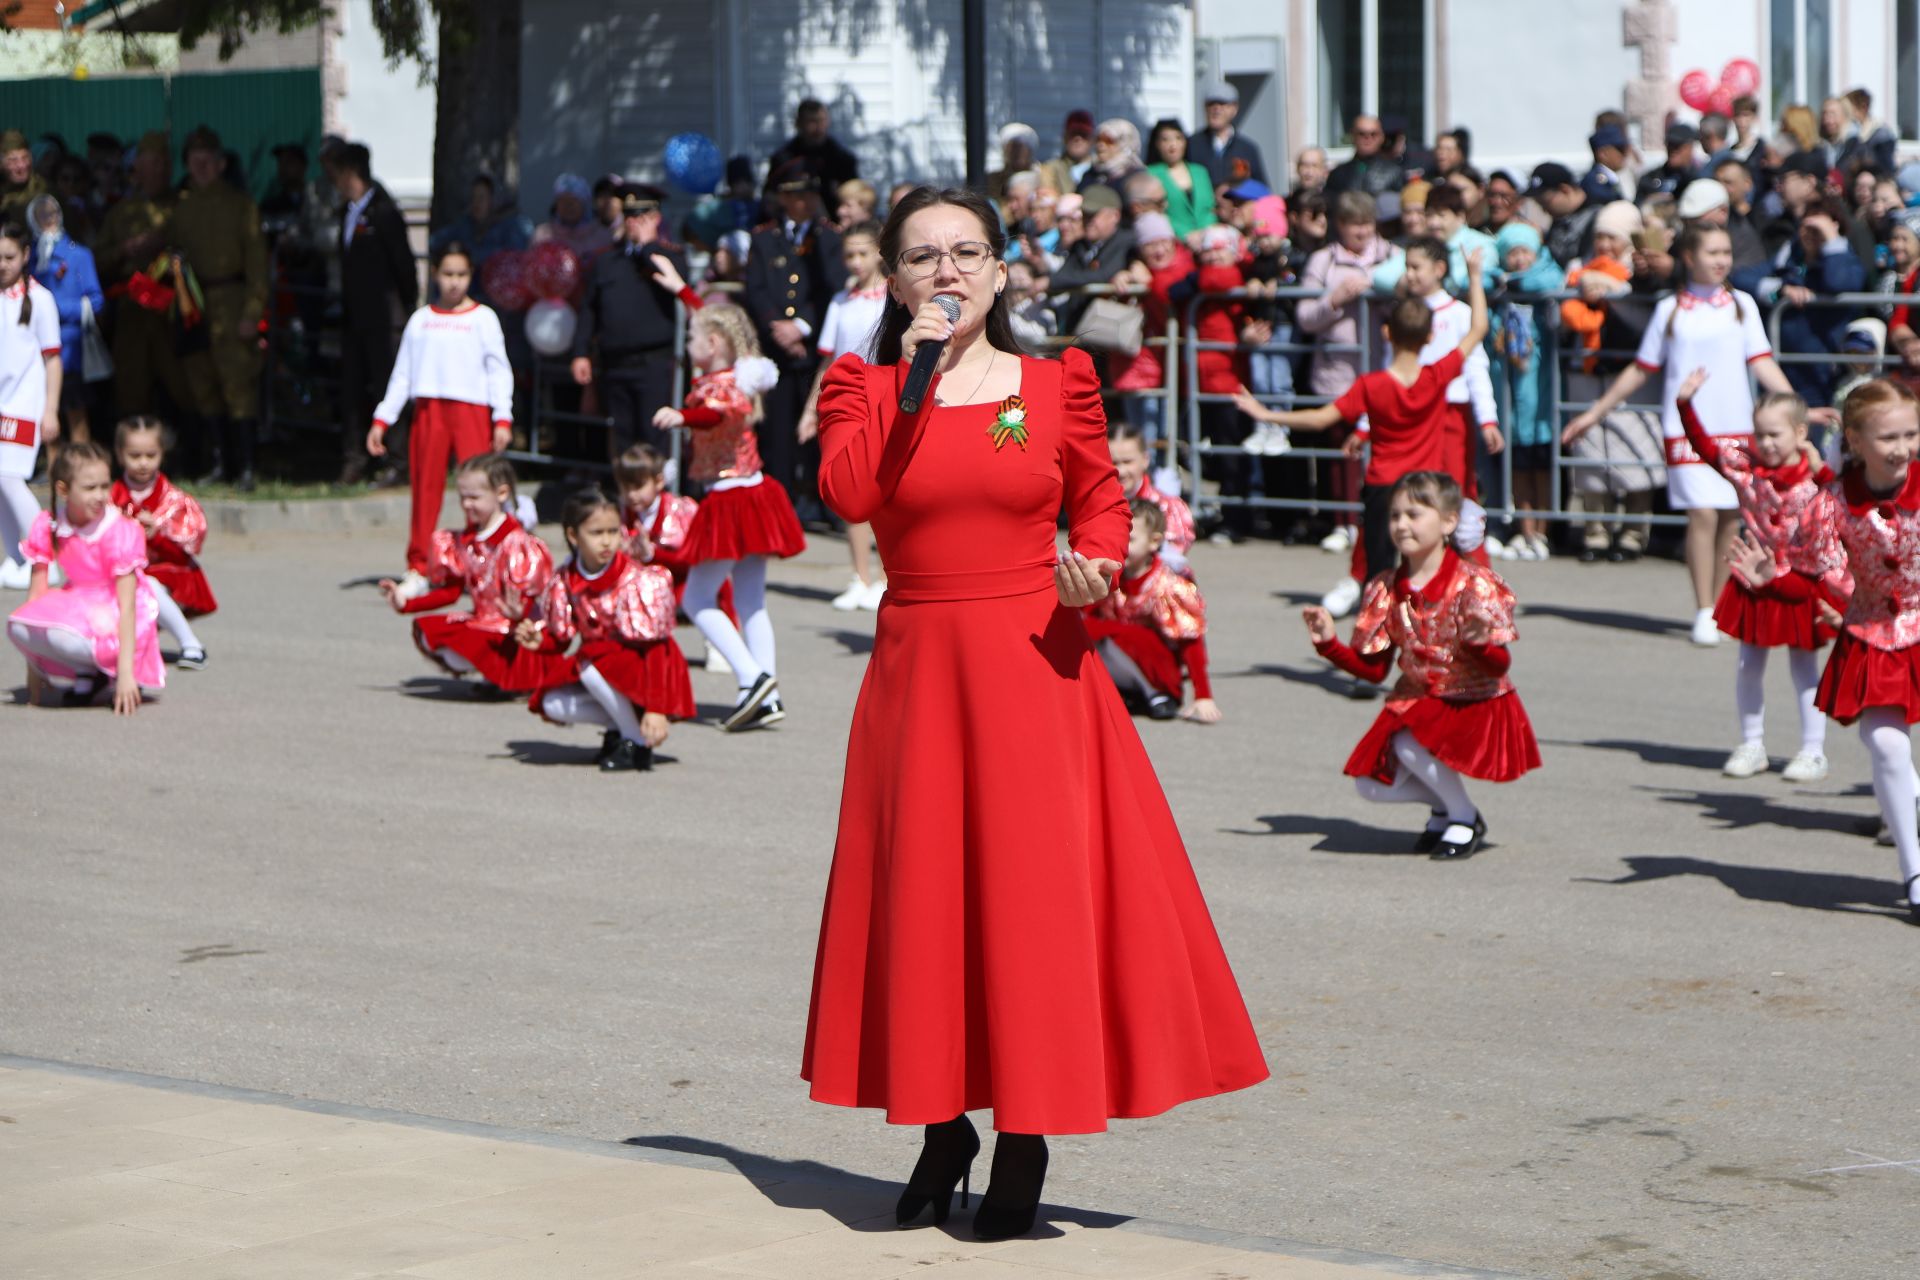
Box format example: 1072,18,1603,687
1803,465,1920,652
1090,559,1212,698
112,474,206,566
803,347,1267,1135
401,515,552,633
625,492,700,575
1133,476,1196,554
1192,262,1251,394
1679,400,1839,594
1318,550,1517,703
678,369,763,482
537,551,678,649
1335,350,1466,486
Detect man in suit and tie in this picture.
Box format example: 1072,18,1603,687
744,161,842,520
331,142,417,485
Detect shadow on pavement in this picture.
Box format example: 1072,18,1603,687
1232,813,1421,855
768,582,843,604
496,739,681,769
1579,855,1912,920
812,627,876,656
619,1135,1114,1240
1542,737,1730,771
393,676,514,703
1520,603,1689,637
1645,786,1868,835
1238,662,1357,697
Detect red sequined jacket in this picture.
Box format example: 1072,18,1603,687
1091,558,1212,698
1803,465,1920,651
678,370,763,482
537,551,677,648
402,515,553,634
1316,550,1518,703
111,474,206,567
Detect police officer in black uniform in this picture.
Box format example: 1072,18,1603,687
572,186,690,459
743,161,842,518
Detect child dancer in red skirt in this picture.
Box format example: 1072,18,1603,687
1086,499,1220,723
1752,378,1920,921
614,442,736,671
1303,469,1540,859
518,489,693,772
111,416,213,670
381,453,566,696
1675,367,1845,782
651,301,805,731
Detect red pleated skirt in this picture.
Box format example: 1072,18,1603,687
1083,617,1183,696
570,637,695,719
1713,580,1828,650
682,479,807,563
1345,691,1542,784
147,562,217,617
804,585,1269,1134
1815,631,1920,725
413,615,572,692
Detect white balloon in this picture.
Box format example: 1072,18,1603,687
525,298,578,357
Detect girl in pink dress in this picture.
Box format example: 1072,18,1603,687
6,440,162,712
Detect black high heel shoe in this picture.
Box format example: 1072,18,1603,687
896,1114,979,1227
973,1132,1049,1241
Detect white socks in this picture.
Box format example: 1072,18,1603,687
541,667,647,746
580,663,647,743
7,618,100,684
686,557,774,691
1860,709,1920,894
435,648,477,674
1735,644,1825,752
1388,730,1478,824
149,579,204,655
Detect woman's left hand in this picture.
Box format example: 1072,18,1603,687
1055,549,1118,606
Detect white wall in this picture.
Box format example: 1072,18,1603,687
333,0,438,201
1443,0,1638,174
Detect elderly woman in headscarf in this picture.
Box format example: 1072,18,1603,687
1079,118,1143,195
26,193,103,446
988,122,1039,201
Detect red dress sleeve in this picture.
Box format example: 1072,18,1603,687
1315,634,1394,684
1059,347,1130,564
1677,398,1728,472
1178,638,1212,700
679,405,724,428
401,585,464,614
817,353,939,524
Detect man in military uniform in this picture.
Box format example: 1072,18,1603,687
743,162,841,516
1581,124,1628,205
96,132,191,423
0,129,49,227
173,126,267,489
571,187,689,459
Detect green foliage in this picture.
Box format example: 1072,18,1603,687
172,0,439,64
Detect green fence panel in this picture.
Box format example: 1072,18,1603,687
0,74,168,159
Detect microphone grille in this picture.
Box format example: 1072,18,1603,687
936,294,962,322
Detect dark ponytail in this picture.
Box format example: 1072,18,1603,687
871,186,1030,366
1,222,31,326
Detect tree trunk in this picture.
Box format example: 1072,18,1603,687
430,0,521,233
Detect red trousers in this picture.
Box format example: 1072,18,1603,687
407,398,496,574
1446,404,1479,500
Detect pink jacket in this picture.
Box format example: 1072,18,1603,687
1295,238,1393,399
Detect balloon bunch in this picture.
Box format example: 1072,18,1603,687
480,241,586,356
1679,58,1761,119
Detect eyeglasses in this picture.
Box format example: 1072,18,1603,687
896,241,995,278
1096,135,1118,145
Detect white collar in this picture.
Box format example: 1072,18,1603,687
641,496,662,528
574,554,615,581
346,188,375,217
56,506,117,542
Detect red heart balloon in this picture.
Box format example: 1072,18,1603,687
1679,69,1714,112
1720,58,1761,99
1708,86,1735,117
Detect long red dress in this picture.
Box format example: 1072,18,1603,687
804,346,1268,1135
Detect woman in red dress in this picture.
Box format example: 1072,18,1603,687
805,188,1268,1240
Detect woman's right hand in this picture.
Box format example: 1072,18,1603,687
1301,605,1337,645
898,298,957,366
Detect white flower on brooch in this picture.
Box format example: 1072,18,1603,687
988,395,1030,451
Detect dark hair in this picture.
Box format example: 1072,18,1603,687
430,239,473,272
1424,184,1465,217
796,98,827,120
1148,118,1186,157
0,223,31,325
471,172,496,193
1331,190,1376,226
49,439,114,553
1451,164,1485,190
872,186,1026,366
114,414,173,454
1390,469,1463,516
1487,169,1518,191
613,442,667,487
1386,295,1434,349
340,143,372,182
559,487,620,533
1733,95,1759,116
1594,109,1628,131
842,218,882,245
455,451,518,502
1107,419,1148,448
1667,224,1743,336
1447,127,1472,160
1128,495,1166,539
1403,235,1449,267
1290,189,1328,219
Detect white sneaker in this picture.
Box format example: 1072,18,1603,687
1321,575,1363,618
1485,534,1507,558
704,647,733,674
1515,539,1544,562
1529,534,1552,559
1242,424,1273,455
0,558,29,590
1262,426,1293,456
1690,609,1722,647
830,576,869,611
1722,741,1770,778
1319,525,1355,554
393,569,431,603
859,578,887,610
1781,749,1829,783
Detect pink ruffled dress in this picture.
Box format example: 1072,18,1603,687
9,508,164,689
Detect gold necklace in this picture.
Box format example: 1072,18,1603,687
936,350,995,407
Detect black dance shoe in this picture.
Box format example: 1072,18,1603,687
896,1114,980,1228
1430,813,1487,860
973,1132,1049,1241
1907,877,1920,926
1145,694,1178,720
1578,545,1602,563
1412,810,1448,853
593,728,621,764
600,738,653,772
721,672,777,732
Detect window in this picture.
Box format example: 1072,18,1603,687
1316,0,1426,149
1771,0,1833,121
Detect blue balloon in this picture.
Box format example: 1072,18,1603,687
664,133,725,195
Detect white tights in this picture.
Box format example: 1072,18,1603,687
149,579,204,654
540,663,646,743
1354,730,1478,826
1735,644,1823,752
1098,638,1156,699
0,476,39,564
434,648,477,674
685,556,774,690
1858,708,1920,902
8,618,101,686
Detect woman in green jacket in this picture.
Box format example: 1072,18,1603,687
1144,119,1217,242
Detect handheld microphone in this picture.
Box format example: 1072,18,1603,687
898,294,963,414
